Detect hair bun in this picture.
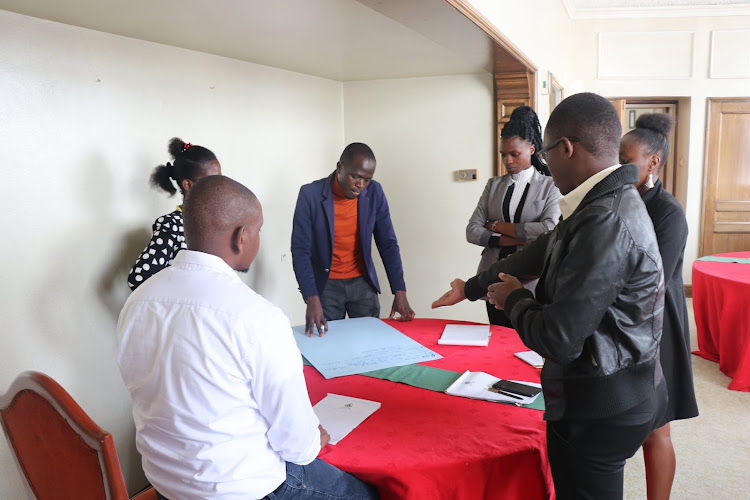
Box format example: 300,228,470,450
167,137,186,158
634,113,673,137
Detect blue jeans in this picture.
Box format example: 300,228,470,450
264,459,378,500
155,459,378,500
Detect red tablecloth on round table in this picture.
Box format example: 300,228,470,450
304,318,554,500
692,251,750,391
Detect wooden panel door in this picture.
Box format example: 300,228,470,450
700,98,750,256
495,70,534,175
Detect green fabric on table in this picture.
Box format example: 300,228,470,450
360,364,462,392
697,256,750,264
304,356,544,411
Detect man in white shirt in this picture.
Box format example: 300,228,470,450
117,175,378,500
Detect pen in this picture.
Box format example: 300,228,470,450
496,390,523,400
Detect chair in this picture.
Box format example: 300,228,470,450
0,370,156,500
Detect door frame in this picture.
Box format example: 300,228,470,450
609,97,687,209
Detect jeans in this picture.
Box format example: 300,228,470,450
264,459,379,500
546,380,668,500
320,276,380,320
155,459,378,500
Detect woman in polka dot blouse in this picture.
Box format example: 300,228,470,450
127,138,222,290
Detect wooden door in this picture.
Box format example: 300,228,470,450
700,98,750,256
611,99,627,135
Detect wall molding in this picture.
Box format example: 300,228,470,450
597,31,694,80
710,30,750,79
564,4,750,19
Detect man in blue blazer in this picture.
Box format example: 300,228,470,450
292,143,414,336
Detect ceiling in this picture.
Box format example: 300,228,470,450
0,0,494,82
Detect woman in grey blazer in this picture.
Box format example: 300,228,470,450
466,106,562,327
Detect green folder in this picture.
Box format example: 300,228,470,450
697,256,750,264
304,355,544,411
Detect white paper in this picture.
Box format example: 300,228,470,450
515,351,544,368
438,324,491,346
313,394,381,445
293,317,441,379
445,371,540,405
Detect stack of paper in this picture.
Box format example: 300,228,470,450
515,351,544,368
313,394,381,445
438,324,491,346
445,371,541,406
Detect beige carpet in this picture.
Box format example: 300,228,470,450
623,299,750,499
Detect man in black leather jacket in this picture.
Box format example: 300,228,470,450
433,93,667,500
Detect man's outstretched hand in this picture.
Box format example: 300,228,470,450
431,279,467,309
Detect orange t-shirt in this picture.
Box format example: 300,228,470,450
329,177,367,279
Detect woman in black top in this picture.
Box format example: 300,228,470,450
620,114,699,500
127,138,221,290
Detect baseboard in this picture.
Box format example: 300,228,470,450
684,285,692,298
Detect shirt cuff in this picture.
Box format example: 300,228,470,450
464,276,486,302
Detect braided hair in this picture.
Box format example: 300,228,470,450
625,113,673,172
150,138,219,196
500,106,548,175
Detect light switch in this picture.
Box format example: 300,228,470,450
457,169,478,181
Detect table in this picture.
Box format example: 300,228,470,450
304,318,554,500
692,251,750,391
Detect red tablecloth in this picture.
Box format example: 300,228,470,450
692,251,750,391
304,318,554,500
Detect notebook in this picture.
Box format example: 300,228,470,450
438,324,491,346
515,351,544,369
445,370,541,406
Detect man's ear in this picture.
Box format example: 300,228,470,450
182,178,193,193
230,226,244,255
561,137,576,159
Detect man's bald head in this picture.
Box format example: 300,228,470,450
183,176,262,271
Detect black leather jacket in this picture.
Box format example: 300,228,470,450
465,164,665,420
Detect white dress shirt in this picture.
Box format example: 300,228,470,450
507,166,536,222
558,164,621,220
117,250,320,500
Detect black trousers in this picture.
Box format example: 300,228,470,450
486,300,513,328
546,381,668,500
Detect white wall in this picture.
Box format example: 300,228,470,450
570,15,750,283
0,10,343,497
468,0,575,123
343,74,495,323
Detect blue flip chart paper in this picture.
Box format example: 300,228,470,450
292,317,442,379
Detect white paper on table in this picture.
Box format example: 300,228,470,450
445,370,540,406
313,394,381,445
514,351,544,368
438,324,491,346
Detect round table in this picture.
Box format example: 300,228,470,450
305,318,554,500
692,251,750,391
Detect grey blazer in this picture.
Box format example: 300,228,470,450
466,169,562,274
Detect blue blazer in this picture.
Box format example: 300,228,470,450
291,172,406,301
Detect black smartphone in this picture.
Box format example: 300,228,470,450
490,380,541,398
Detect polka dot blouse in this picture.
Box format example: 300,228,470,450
127,209,187,290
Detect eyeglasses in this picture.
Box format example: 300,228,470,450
536,137,580,166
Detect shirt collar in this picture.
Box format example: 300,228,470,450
172,250,242,281
558,164,621,220
511,166,535,184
